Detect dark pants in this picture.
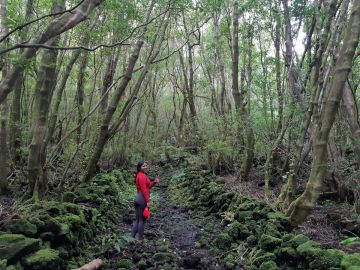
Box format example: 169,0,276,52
131,192,146,239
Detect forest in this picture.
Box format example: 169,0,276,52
0,0,360,269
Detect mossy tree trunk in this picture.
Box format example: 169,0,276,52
0,0,105,104
82,1,155,182
342,82,360,168
286,0,360,224
0,0,9,194
278,0,338,209
28,0,65,200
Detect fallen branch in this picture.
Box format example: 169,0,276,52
72,259,102,270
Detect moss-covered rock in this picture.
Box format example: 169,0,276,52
152,252,176,263
22,248,60,270
246,235,258,246
4,220,37,237
260,234,282,251
276,246,297,259
341,253,360,269
214,233,232,250
0,259,7,269
117,259,134,268
0,234,40,263
251,252,276,267
227,221,251,240
137,259,147,270
259,261,279,270
308,249,344,270
296,240,322,261
288,234,309,248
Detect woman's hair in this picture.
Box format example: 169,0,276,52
136,160,146,172
135,160,147,183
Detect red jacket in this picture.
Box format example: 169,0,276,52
136,172,156,203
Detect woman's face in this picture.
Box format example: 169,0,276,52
140,162,149,174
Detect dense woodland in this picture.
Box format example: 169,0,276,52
0,0,360,269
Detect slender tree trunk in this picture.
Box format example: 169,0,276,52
76,51,89,144
0,0,104,104
278,0,337,208
82,1,155,182
46,49,81,146
100,51,119,113
28,0,65,200
342,82,360,167
286,1,360,224
0,0,9,194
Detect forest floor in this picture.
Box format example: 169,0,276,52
107,169,237,270
223,170,360,254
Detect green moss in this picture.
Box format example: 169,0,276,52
260,234,282,251
0,234,40,263
289,234,309,247
296,240,321,258
281,233,294,243
276,247,297,259
152,252,176,263
4,219,37,237
137,259,147,270
236,211,253,222
341,254,360,268
55,214,84,229
0,259,6,268
308,249,344,270
117,259,134,268
227,221,251,240
22,248,60,269
259,261,279,270
251,253,276,267
246,235,258,246
214,233,232,250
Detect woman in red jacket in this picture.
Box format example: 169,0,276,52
131,161,159,240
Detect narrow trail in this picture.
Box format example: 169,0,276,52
111,170,231,270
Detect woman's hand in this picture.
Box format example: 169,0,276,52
154,176,160,183
147,202,151,208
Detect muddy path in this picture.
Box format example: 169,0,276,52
108,170,232,270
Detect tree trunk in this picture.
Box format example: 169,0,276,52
0,0,104,104
286,1,360,224
0,0,9,194
82,1,155,182
28,0,64,200
278,0,337,208
342,82,360,167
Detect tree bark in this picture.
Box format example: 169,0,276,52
0,0,104,104
28,0,65,200
82,1,155,182
286,0,360,224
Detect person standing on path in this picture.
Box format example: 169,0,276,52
131,161,159,240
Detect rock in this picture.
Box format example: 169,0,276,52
117,259,134,268
61,192,77,203
137,259,147,270
251,252,276,267
4,219,37,237
308,249,344,270
259,261,279,270
214,233,232,250
236,211,253,222
276,247,297,259
0,234,41,263
22,248,60,270
227,222,250,240
341,253,360,269
260,234,282,251
296,240,322,261
246,235,258,246
288,234,309,248
152,252,176,264
181,254,201,269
